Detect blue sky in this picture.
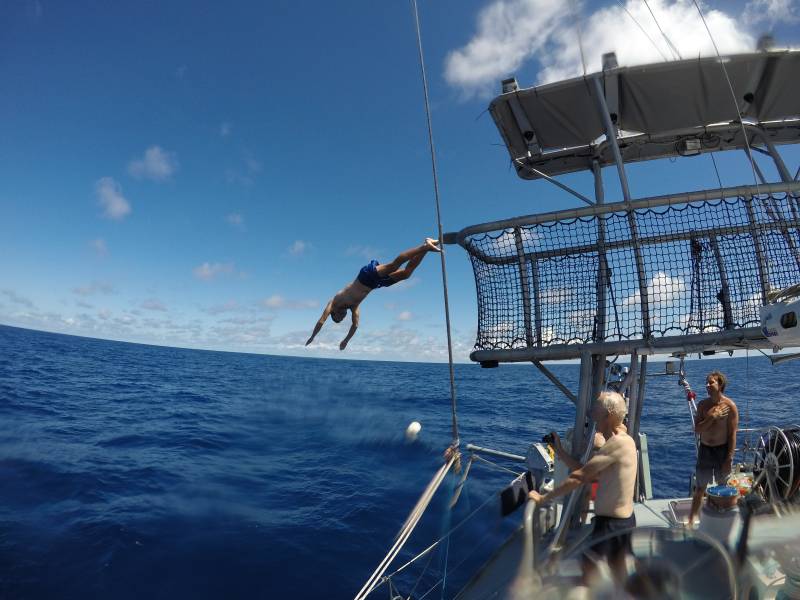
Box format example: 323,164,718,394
1,0,799,362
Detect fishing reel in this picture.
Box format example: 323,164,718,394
752,425,800,502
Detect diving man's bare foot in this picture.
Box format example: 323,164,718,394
425,237,442,252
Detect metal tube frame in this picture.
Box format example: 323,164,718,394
465,216,800,267
590,75,631,202
743,197,771,305
450,181,800,245
709,234,734,329
515,161,595,206
514,227,535,348
532,361,577,404
471,326,771,363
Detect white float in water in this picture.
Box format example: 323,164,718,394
405,421,422,442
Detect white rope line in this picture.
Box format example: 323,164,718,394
471,453,525,477
642,0,682,60
414,523,503,600
354,455,456,600
691,0,762,196
568,0,587,76
410,0,459,448
377,485,499,586
616,0,669,61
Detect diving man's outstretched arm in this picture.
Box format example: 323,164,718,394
339,306,360,350
306,300,333,346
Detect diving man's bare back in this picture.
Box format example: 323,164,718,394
306,238,440,350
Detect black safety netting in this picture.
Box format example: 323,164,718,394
466,193,800,351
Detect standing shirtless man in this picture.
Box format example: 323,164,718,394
688,370,739,525
305,238,440,350
529,391,637,582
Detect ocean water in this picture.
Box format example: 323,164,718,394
0,324,797,599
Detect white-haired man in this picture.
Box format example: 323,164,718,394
529,391,638,579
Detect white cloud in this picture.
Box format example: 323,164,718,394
128,145,178,181
95,177,131,220
225,169,253,187
141,298,168,312
73,281,115,296
226,213,245,229
445,0,756,95
623,271,687,308
744,0,800,25
193,262,234,281
91,238,108,257
345,245,382,260
220,121,232,137
261,294,318,310
244,155,261,173
397,310,413,321
203,300,241,315
1,289,34,307
288,240,310,255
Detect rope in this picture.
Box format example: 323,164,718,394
616,1,669,61
410,0,459,449
691,0,762,195
710,152,724,190
471,453,525,477
354,455,456,600
642,0,682,60
568,0,587,75
374,485,499,594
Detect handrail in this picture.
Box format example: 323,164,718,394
509,499,540,600
445,181,800,245
546,423,597,557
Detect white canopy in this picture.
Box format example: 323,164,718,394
490,51,800,179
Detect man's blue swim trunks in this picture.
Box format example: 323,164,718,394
357,260,398,289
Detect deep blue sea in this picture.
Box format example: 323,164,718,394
1,324,797,599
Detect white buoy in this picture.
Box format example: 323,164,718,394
405,421,422,442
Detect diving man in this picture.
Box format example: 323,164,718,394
305,238,441,350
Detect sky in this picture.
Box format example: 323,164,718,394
1,0,799,362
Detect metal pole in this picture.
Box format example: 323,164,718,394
532,360,578,404
709,234,734,329
591,75,631,202
747,126,794,183
411,0,459,448
743,197,771,304
514,227,534,348
592,160,608,400
574,352,593,458
593,159,608,344
523,164,594,206
464,444,526,462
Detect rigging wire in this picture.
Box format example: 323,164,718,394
568,0,588,76
710,152,724,190
374,486,499,592
642,0,683,60
691,0,762,197
410,0,460,450
616,0,669,61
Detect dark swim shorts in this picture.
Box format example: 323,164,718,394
357,260,397,289
589,513,636,561
696,443,729,488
